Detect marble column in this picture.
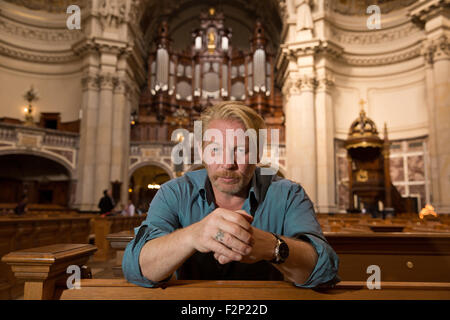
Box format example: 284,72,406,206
110,75,130,206
298,75,318,205
94,72,115,203
411,0,450,213
283,75,303,184
430,35,450,213
75,71,100,211
283,73,318,205
315,73,336,213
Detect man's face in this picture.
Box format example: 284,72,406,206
202,119,257,196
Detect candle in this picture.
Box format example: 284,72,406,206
354,194,358,209
378,201,384,212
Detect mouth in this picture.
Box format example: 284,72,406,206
218,176,239,183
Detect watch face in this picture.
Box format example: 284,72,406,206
279,242,289,260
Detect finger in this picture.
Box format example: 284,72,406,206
218,255,232,265
214,229,251,255
214,253,232,265
235,210,253,223
220,210,253,231
216,219,252,245
209,240,242,262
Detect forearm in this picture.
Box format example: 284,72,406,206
273,236,318,285
138,226,196,282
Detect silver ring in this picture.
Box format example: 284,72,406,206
214,229,224,242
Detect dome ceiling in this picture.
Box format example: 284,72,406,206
327,0,418,16
139,0,283,54
3,0,84,13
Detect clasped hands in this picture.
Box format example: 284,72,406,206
189,208,274,265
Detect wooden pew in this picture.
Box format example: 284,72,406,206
2,244,450,300
0,215,93,299
106,227,450,283
325,231,450,283
106,230,134,277
105,229,450,284
93,215,146,261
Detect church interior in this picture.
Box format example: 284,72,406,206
0,0,449,300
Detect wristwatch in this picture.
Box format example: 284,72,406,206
270,233,289,264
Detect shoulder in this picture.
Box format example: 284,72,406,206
160,169,206,196
267,175,308,202
269,176,303,193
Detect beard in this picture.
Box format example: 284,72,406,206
208,169,253,196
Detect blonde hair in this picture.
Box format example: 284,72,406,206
200,101,267,137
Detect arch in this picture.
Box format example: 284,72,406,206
0,148,75,179
128,159,175,180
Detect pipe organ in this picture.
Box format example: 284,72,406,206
134,8,284,143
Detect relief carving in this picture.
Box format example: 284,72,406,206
99,0,127,29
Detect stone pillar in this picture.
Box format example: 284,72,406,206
75,70,100,211
411,1,450,213
94,72,115,202
315,72,336,213
423,42,437,207
279,43,320,207
71,0,144,211
283,74,303,183
297,75,318,204
110,71,131,207
431,35,450,213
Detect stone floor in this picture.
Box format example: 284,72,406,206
88,256,117,279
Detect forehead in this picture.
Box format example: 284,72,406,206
206,118,246,132
205,119,249,145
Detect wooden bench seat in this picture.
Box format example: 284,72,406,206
55,279,450,300
2,244,450,300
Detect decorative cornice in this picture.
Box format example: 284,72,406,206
327,0,417,16
340,42,422,66
3,0,87,13
72,39,99,57
0,16,83,43
281,39,343,60
0,41,79,63
329,23,422,46
72,38,129,57
409,0,450,28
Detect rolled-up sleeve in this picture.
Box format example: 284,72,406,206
122,185,180,287
283,184,340,288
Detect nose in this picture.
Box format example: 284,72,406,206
222,147,237,168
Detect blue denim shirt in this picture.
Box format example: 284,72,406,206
123,167,339,288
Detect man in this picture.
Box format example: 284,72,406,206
123,101,339,288
98,189,115,215
14,195,28,215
